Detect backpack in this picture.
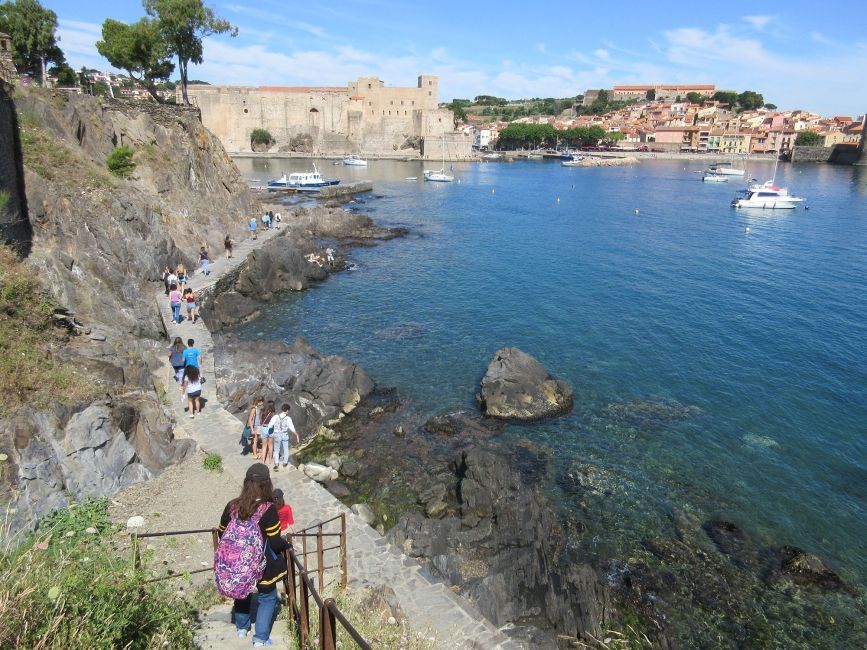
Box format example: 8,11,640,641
214,502,269,599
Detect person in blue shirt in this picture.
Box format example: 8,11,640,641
183,338,201,369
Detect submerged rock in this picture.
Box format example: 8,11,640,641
767,546,857,595
477,348,573,421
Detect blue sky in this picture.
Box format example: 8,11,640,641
49,0,866,116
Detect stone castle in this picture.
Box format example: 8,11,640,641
184,74,469,158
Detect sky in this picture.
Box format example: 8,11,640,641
47,0,867,116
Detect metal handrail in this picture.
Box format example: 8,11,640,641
282,513,368,650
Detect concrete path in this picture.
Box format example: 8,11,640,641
154,221,519,649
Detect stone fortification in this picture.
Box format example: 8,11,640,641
186,75,457,155
0,82,29,252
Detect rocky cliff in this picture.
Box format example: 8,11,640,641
0,86,260,536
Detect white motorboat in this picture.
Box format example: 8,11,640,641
561,154,586,167
732,185,804,209
267,163,340,188
343,155,368,166
702,173,728,182
481,152,503,161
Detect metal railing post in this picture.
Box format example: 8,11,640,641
302,530,308,574
210,527,219,551
317,524,325,593
299,570,310,645
131,532,141,569
322,599,337,650
340,513,347,588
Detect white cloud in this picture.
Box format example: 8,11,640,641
594,49,610,60
743,15,773,31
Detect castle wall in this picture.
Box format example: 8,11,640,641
187,75,454,155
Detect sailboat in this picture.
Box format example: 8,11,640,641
424,134,455,182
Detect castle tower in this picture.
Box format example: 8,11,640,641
417,75,439,110
0,32,17,84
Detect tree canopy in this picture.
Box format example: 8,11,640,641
686,91,706,104
496,123,607,149
0,0,65,83
737,90,764,111
97,18,174,102
143,0,236,104
795,130,822,146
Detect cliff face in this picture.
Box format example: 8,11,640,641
13,87,259,337
0,87,261,536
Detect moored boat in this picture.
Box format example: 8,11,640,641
343,155,368,166
561,154,586,167
267,163,340,188
702,173,728,182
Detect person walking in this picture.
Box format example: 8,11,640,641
176,264,188,293
224,234,233,259
182,339,202,380
168,283,182,324
259,401,276,468
182,365,203,417
184,288,198,324
168,336,186,383
199,246,210,276
262,211,271,230
249,216,258,240
271,403,299,470
161,265,173,296
216,463,288,645
247,397,264,460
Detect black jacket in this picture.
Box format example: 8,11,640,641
219,500,289,590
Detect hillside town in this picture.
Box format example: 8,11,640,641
460,84,865,155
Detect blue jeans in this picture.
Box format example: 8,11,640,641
201,259,209,275
234,587,278,642
275,436,290,465
171,302,181,323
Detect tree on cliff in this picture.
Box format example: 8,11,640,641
97,18,174,102
0,0,65,84
143,0,236,105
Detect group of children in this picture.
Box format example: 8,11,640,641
248,210,281,240
245,397,301,473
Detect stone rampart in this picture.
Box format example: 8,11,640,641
791,145,832,163
0,82,30,253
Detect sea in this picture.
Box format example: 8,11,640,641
231,156,867,605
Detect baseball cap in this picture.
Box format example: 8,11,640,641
245,462,270,482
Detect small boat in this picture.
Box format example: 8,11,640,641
527,153,544,160
702,173,728,182
707,161,745,176
561,154,586,167
267,163,340,188
423,169,454,182
343,155,368,166
481,152,503,161
405,176,418,181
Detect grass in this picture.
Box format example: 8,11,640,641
283,584,437,650
0,245,99,416
0,498,200,649
202,453,223,473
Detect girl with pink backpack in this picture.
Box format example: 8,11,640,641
214,463,289,646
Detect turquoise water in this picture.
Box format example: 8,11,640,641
234,157,867,587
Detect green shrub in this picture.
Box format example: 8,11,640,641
250,128,273,146
107,145,136,177
0,498,198,649
203,453,223,473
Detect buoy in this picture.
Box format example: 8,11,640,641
805,205,809,210
458,179,461,183
556,197,560,203
634,209,640,215
491,189,495,194
745,227,750,234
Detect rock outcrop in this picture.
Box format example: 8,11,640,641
477,347,573,420
214,334,374,441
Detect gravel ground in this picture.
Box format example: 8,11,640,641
108,450,239,591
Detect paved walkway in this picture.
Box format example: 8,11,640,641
154,223,518,649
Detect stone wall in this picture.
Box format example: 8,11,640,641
791,145,832,163
187,75,456,155
0,82,30,253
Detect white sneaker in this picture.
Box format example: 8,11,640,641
237,629,248,638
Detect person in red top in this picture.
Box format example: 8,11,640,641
272,488,294,535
